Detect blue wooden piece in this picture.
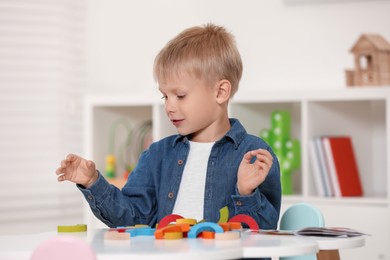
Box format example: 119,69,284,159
187,222,224,239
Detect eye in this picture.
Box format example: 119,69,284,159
161,95,167,100
177,95,185,99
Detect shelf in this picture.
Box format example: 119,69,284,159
86,87,390,200
85,87,390,260
282,195,388,207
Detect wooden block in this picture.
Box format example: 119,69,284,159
104,231,130,240
164,231,183,240
126,227,155,237
187,222,224,238
57,224,87,233
154,224,190,239
215,231,241,240
176,218,197,225
157,214,184,229
198,231,215,239
218,206,229,223
228,214,259,230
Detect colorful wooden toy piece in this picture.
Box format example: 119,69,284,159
104,231,130,240
219,222,242,232
154,224,190,239
109,227,130,233
228,214,259,230
57,224,87,233
218,206,229,223
187,222,224,239
176,218,197,225
164,231,183,240
126,227,155,237
215,231,241,240
157,214,184,229
198,231,215,239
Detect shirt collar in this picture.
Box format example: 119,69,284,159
171,118,247,149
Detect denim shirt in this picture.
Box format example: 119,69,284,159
79,118,281,229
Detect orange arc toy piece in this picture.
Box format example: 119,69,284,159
228,214,259,230
219,222,242,232
198,231,215,239
154,224,191,239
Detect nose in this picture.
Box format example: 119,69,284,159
165,98,176,114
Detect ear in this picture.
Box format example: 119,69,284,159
215,79,231,104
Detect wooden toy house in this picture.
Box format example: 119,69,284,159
345,34,390,87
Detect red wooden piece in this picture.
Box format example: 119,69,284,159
228,214,259,230
157,214,184,229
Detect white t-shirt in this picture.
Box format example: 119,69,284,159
172,141,214,221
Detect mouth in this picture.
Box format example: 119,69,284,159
171,119,184,126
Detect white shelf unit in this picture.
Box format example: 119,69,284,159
84,87,390,260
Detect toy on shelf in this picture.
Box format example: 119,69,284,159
345,34,390,87
260,110,301,195
105,119,153,181
106,118,132,179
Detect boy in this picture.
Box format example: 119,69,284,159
56,23,281,229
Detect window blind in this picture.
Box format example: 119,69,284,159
0,0,86,235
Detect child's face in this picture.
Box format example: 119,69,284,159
159,74,224,142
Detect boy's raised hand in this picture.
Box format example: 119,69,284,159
237,149,273,196
56,154,98,188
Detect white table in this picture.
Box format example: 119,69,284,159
0,229,365,260
241,231,365,258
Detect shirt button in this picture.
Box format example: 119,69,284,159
87,195,93,200
168,192,174,199
177,160,184,166
236,201,242,206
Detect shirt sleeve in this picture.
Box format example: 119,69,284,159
77,170,157,228
231,154,281,230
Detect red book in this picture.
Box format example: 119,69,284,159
323,136,363,197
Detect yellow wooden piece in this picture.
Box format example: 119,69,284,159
215,231,241,240
134,224,150,228
218,206,229,223
176,218,197,225
57,224,87,233
164,231,183,240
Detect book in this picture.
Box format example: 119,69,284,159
310,137,333,196
294,227,367,238
322,136,363,197
309,138,326,196
248,227,367,238
322,137,341,197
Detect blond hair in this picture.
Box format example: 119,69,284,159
153,23,243,97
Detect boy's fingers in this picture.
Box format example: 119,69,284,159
55,167,63,175
86,160,95,169
57,175,65,182
60,160,68,168
66,154,77,162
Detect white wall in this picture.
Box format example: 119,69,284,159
85,0,390,96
